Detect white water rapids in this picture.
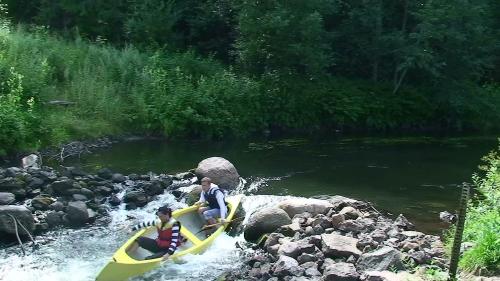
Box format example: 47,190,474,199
0,179,291,281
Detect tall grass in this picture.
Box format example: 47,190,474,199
1,18,499,156
458,141,500,275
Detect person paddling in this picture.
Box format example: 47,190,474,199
128,206,181,260
195,177,228,234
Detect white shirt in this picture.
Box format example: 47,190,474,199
199,183,227,219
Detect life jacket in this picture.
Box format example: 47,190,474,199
155,218,181,249
203,185,227,209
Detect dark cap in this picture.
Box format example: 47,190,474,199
157,205,172,216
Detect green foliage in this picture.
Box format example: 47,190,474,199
136,52,265,138
236,0,331,77
0,66,38,155
0,1,499,155
458,142,500,275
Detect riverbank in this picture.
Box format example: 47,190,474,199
1,23,499,157
0,164,196,246
226,196,449,281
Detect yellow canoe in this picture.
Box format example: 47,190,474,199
96,194,243,281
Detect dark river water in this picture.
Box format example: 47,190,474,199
64,136,497,234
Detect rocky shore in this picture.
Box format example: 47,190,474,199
0,156,240,243
227,197,449,281
1,155,454,280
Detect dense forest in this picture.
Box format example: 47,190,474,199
1,0,500,155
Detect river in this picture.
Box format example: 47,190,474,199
0,136,496,281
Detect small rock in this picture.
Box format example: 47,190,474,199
323,262,360,281
339,207,362,220
0,192,16,205
394,214,414,230
111,173,126,183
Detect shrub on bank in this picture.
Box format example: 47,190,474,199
0,21,499,156
453,142,500,275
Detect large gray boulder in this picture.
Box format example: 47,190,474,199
0,192,16,205
321,233,362,258
323,262,360,281
244,207,292,241
195,157,240,189
278,198,333,218
356,247,404,272
65,201,89,225
0,205,35,235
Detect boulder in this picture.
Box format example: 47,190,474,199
97,168,113,179
50,179,75,195
0,177,25,191
5,167,21,177
278,198,333,218
65,201,89,225
339,207,362,220
142,181,164,196
45,211,63,227
323,262,360,281
244,207,292,241
111,173,126,183
95,186,113,196
72,194,88,201
331,213,346,227
0,192,15,205
278,222,302,236
27,177,45,189
394,214,414,230
79,188,94,198
272,255,302,277
356,247,404,272
0,205,35,235
361,271,400,281
297,253,317,264
21,154,41,169
329,195,363,210
123,190,148,207
321,233,362,258
401,231,425,239
49,201,65,212
186,186,202,205
278,240,316,258
195,157,240,189
31,195,55,210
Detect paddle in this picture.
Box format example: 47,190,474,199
195,217,244,234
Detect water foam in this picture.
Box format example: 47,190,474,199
0,178,293,281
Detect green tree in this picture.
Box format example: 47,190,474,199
235,0,331,78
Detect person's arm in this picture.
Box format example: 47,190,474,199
215,191,227,219
166,222,181,255
131,219,159,231
198,191,206,204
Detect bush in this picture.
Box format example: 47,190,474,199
0,66,38,155
458,141,500,275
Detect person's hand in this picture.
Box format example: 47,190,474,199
162,253,170,261
219,218,226,224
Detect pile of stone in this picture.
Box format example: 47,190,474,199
229,196,447,281
0,165,182,238
0,156,241,242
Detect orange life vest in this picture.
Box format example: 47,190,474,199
155,218,180,249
